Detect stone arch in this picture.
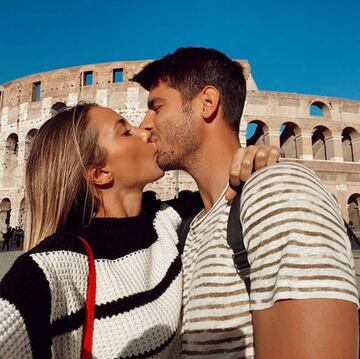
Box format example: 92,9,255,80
342,127,360,162
246,120,269,146
4,133,19,171
309,100,331,117
311,126,333,160
280,122,301,159
19,197,26,229
24,129,38,162
0,198,11,232
348,194,360,232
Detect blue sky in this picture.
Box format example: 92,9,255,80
1,0,359,100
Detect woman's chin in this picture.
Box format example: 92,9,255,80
154,169,165,181
142,168,165,186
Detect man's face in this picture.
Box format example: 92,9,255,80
140,81,201,171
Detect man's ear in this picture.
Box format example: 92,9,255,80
200,86,220,122
86,166,113,187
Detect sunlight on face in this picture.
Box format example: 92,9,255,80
89,107,164,189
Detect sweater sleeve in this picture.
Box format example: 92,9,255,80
0,254,52,358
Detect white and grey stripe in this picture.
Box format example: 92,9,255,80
181,162,358,358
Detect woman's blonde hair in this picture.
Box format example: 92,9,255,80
24,102,106,251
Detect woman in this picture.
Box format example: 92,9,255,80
0,102,277,358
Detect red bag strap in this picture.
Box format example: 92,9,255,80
77,236,96,359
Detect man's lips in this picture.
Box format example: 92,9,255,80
149,135,159,143
148,136,159,153
149,135,160,151
149,142,157,151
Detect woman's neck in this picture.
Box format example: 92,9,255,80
95,187,143,218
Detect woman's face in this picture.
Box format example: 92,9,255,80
89,106,164,189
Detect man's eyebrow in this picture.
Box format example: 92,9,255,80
148,97,164,109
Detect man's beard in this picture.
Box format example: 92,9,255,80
157,111,201,171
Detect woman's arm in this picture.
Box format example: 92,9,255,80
225,144,280,201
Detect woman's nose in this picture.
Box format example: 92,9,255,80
131,126,150,143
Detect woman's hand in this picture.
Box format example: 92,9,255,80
225,145,281,201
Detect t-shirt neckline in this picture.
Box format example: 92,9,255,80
191,184,229,231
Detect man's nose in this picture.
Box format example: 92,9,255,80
139,112,154,131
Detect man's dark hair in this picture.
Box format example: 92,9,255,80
131,47,246,133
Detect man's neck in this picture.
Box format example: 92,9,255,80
184,133,241,211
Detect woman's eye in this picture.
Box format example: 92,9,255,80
123,129,132,136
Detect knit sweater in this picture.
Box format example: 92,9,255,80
0,196,203,359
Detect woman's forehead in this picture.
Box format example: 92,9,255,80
90,106,128,123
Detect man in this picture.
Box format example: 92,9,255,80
133,47,359,358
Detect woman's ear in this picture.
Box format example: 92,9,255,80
86,166,113,187
200,86,220,122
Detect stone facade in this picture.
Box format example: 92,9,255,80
0,60,360,233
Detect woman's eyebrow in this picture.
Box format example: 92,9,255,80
114,117,127,129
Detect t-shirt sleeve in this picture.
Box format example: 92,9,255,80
0,253,52,358
240,162,359,311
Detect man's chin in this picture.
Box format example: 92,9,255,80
156,151,185,171
163,166,184,173
157,158,181,172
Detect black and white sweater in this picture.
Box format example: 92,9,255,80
0,196,203,359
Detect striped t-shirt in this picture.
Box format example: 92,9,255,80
181,162,359,358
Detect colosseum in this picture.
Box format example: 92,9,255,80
0,60,360,236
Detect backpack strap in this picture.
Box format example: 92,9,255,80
177,215,196,254
177,189,251,294
227,192,251,295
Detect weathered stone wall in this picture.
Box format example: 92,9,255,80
0,59,359,232
242,90,360,223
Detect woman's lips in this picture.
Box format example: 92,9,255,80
149,141,158,153
149,135,160,151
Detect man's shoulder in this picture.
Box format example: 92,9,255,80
241,161,326,202
239,162,358,310
244,161,317,189
240,160,341,224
